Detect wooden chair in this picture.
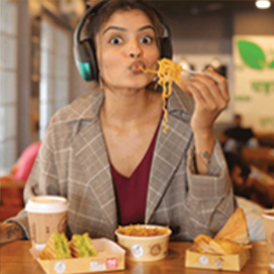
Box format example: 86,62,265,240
0,178,25,222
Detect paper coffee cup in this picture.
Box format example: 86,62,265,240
262,209,274,269
26,196,68,249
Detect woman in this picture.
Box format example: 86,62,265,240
0,0,235,243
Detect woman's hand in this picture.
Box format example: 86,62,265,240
0,222,24,244
182,67,230,174
186,67,230,134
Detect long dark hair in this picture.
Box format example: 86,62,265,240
224,152,251,181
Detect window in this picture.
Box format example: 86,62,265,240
39,18,70,140
0,0,18,175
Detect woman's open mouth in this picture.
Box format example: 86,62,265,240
131,66,143,73
129,61,145,73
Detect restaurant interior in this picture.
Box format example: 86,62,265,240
0,0,274,274
0,0,274,257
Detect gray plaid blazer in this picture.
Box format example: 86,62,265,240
9,86,236,241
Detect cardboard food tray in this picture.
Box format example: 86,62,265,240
185,245,250,272
30,238,125,274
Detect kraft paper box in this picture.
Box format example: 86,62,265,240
185,245,250,272
30,238,125,274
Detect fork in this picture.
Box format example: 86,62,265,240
181,68,203,76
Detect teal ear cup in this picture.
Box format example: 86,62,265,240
78,62,92,81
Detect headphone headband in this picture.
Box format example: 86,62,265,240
74,0,109,45
74,0,173,82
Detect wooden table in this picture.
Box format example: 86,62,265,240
0,241,272,274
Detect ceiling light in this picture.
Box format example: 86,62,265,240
255,0,271,9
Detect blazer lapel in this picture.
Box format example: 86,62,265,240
70,91,117,231
145,86,194,223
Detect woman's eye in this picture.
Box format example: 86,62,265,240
140,36,153,44
110,37,123,45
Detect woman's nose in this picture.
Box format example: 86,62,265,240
129,52,141,58
127,39,142,59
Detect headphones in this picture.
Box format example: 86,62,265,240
74,0,173,82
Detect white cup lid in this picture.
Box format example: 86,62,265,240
26,196,68,213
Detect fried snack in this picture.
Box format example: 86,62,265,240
194,234,251,255
194,209,251,255
194,234,217,254
214,208,250,244
39,233,71,260
210,239,251,255
141,58,182,134
116,224,169,237
69,233,96,257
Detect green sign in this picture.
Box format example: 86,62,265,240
237,40,274,70
235,96,252,101
251,81,274,94
260,117,274,128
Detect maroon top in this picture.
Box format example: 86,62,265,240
111,120,161,225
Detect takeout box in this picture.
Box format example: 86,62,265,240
30,238,125,274
185,245,250,272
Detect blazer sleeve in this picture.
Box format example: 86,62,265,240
185,140,237,240
4,118,60,239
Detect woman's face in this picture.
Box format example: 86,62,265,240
95,9,160,90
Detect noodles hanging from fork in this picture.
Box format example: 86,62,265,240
141,58,182,134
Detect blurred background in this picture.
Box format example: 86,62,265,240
0,0,274,220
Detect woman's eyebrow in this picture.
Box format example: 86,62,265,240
103,26,127,34
138,25,155,32
103,25,155,35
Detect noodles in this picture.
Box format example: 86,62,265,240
116,225,169,237
141,58,182,134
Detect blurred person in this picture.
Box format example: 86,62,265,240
1,142,41,183
224,152,274,241
224,152,274,208
0,142,41,224
221,114,259,153
236,196,265,241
